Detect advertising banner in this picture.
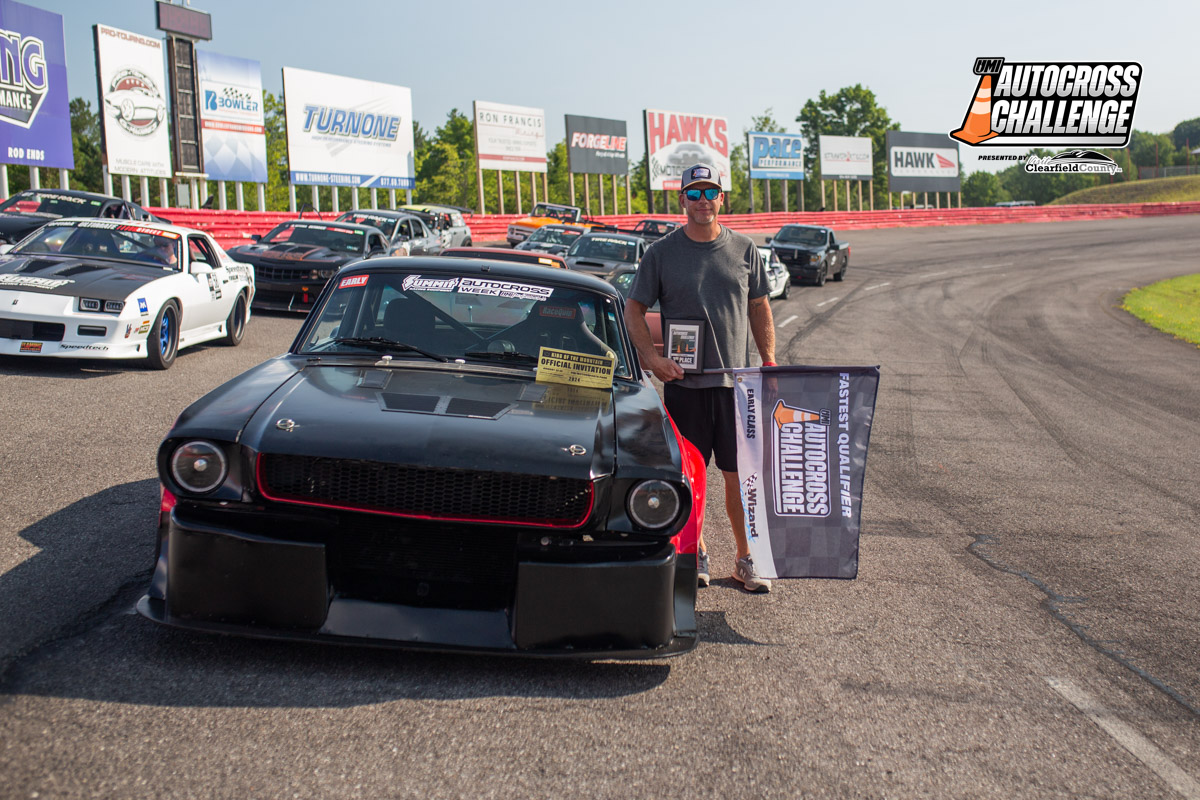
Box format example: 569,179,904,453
475,100,547,173
748,131,805,180
819,135,873,180
197,50,266,183
643,108,730,191
282,67,414,189
94,24,172,178
565,114,628,175
0,0,72,169
733,365,880,579
887,131,961,192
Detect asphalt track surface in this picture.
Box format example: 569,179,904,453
1,216,1198,799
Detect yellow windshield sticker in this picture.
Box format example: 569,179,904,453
535,346,616,389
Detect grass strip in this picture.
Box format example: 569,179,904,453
1122,273,1200,347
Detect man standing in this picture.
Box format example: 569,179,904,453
625,164,777,592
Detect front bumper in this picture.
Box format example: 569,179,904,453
250,276,332,312
506,227,532,246
139,505,697,658
0,289,152,359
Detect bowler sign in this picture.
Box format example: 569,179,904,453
748,131,805,180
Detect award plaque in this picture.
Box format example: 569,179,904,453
663,318,706,373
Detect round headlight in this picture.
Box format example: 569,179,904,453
169,440,228,494
627,479,681,530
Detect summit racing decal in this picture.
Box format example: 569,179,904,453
771,399,833,517
0,273,73,290
401,275,458,292
0,27,48,128
950,58,1141,147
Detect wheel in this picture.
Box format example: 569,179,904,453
146,301,179,370
219,293,247,346
779,277,791,299
833,257,847,282
464,237,473,247
814,264,827,287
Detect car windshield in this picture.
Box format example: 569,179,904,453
300,271,631,378
567,236,638,263
774,227,827,245
0,191,106,218
339,214,398,238
531,204,574,221
758,247,781,266
528,227,582,245
14,221,182,267
261,223,364,253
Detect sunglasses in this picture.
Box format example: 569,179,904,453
684,187,721,201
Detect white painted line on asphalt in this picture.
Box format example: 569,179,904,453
816,297,840,308
974,263,1012,269
863,282,891,291
1045,678,1200,799
778,315,798,328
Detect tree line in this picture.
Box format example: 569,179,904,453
7,88,1197,213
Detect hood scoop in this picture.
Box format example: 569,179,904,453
380,392,512,420
15,258,63,273
55,263,106,277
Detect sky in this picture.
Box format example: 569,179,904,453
28,0,1200,176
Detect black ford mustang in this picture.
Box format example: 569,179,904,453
138,257,706,658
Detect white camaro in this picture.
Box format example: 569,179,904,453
0,218,255,369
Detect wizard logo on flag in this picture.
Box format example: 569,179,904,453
732,365,880,579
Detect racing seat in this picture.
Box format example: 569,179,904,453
497,299,613,357
382,296,439,351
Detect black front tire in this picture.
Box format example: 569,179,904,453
833,257,848,282
146,301,179,370
779,278,791,299
219,293,247,346
814,264,827,287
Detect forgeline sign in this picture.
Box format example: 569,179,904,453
950,57,1141,147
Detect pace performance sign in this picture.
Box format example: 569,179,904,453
94,23,172,178
282,67,414,189
475,100,547,173
733,365,880,579
0,0,72,169
819,135,873,181
565,114,628,174
887,131,961,192
196,50,266,183
748,131,805,180
643,108,729,191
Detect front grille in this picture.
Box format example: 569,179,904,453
253,264,311,281
0,317,65,341
257,454,593,527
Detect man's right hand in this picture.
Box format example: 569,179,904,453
648,354,686,382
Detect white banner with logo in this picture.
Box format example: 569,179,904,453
282,67,414,189
197,50,267,183
644,108,730,191
474,100,547,173
818,135,873,180
889,146,960,178
732,365,879,579
94,24,172,178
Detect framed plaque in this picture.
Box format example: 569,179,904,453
663,318,706,373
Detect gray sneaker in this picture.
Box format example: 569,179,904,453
697,549,710,588
733,555,771,593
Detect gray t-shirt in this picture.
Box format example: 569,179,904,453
629,225,769,389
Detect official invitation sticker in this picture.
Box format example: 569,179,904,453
459,278,554,301
535,347,616,389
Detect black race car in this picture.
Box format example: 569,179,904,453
0,188,170,245
138,257,705,658
564,232,647,279
226,220,391,312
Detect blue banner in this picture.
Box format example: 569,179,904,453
0,0,73,169
197,50,267,183
748,131,805,180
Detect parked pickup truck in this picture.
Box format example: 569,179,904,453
506,203,608,246
766,224,850,286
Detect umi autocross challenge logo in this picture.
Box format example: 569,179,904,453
950,57,1141,147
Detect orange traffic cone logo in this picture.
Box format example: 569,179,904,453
950,75,999,144
774,401,821,429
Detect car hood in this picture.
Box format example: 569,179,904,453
0,212,56,236
230,242,358,265
519,242,569,255
238,364,617,480
771,243,820,254
0,254,169,300
566,257,633,275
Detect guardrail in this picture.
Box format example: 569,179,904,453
151,201,1200,250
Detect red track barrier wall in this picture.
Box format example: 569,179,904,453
150,202,1200,250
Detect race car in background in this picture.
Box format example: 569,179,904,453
336,210,443,256
400,204,473,247
0,188,171,244
563,232,647,279
0,218,254,369
506,203,608,247
513,223,588,256
226,220,390,312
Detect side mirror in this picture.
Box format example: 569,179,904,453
191,262,213,275
250,234,262,243
765,237,771,244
